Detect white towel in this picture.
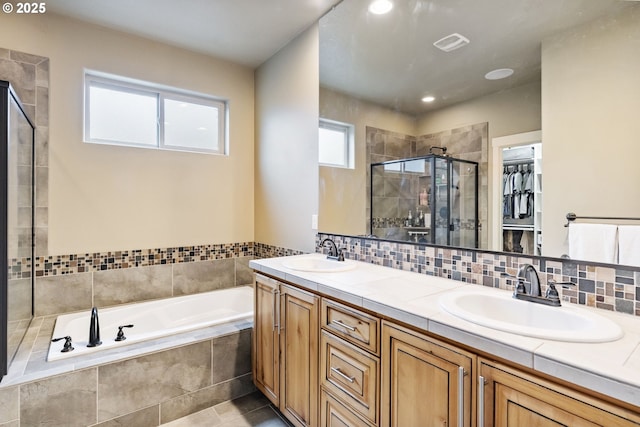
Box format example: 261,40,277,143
568,223,618,264
618,225,640,267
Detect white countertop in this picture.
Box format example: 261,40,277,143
250,253,640,408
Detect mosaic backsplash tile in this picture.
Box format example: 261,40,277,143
317,233,640,318
8,242,254,279
9,236,639,318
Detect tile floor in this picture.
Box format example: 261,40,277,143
160,391,293,427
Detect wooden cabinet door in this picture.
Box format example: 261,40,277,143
279,284,319,427
253,274,280,406
479,360,640,427
381,322,474,427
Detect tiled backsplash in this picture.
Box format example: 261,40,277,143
9,235,639,318
317,233,640,317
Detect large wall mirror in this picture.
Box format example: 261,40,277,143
318,0,640,266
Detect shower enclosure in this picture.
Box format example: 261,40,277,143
371,155,478,248
1,80,35,381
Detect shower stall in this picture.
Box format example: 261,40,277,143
1,80,35,381
371,154,478,248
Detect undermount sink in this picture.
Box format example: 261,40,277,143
438,291,623,343
282,256,357,273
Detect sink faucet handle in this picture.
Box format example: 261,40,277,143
545,279,576,300
547,278,576,288
500,272,528,294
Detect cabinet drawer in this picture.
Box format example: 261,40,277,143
322,298,379,354
321,330,379,424
321,389,376,427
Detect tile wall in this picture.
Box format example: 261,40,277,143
317,233,640,317
7,242,255,317
0,328,254,427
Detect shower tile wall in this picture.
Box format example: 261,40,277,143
416,123,488,247
366,123,488,247
0,48,49,257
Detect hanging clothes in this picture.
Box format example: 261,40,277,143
502,162,535,220
511,168,523,219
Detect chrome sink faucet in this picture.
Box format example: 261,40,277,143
320,238,344,261
517,264,541,297
504,264,575,307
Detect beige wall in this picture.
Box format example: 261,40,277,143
541,4,640,258
0,13,255,254
415,81,541,139
319,87,416,234
255,25,319,253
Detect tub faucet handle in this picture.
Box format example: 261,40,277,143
52,336,74,353
115,324,134,342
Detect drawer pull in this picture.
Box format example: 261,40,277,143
331,319,357,332
331,366,356,383
478,375,486,427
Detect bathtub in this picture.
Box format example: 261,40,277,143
48,286,253,361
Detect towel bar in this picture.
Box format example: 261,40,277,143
564,212,640,227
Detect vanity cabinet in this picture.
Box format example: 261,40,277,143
320,299,380,426
253,271,640,427
253,273,319,427
381,321,475,427
478,359,640,427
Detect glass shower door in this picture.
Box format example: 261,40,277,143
1,81,35,381
449,159,478,248
432,157,450,245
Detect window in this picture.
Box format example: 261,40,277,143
84,71,227,155
319,118,354,168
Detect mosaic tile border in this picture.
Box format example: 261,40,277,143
254,242,305,259
8,242,255,279
317,233,640,317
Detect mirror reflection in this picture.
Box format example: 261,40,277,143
318,0,640,265
371,152,478,248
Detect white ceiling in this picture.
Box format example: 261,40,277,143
47,0,338,67
48,0,636,115
320,0,631,114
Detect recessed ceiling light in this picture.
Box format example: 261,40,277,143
421,96,436,103
369,0,393,15
485,68,514,80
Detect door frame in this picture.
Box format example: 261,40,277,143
490,130,542,252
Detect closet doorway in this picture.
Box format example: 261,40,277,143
491,131,542,256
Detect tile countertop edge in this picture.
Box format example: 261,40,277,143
249,256,640,408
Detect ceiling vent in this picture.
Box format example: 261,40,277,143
433,33,470,52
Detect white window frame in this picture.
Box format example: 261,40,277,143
319,118,354,169
84,70,228,155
